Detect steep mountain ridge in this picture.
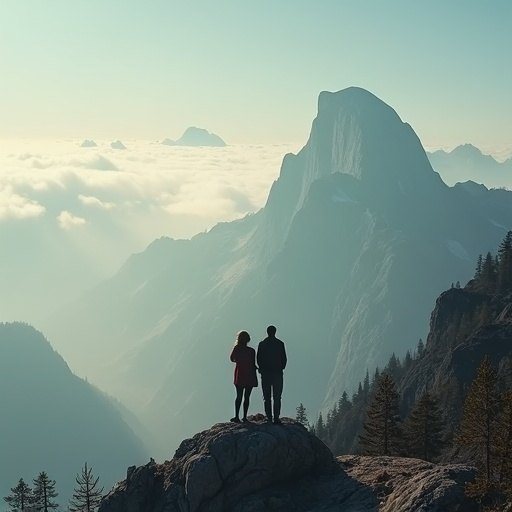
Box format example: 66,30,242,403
317,246,512,458
400,282,512,419
0,322,148,503
44,87,512,455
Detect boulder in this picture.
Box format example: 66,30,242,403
98,418,477,511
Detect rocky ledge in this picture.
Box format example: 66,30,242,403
98,416,477,512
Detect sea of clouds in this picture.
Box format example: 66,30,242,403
0,139,301,326
1,139,510,328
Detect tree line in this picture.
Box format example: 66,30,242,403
299,231,512,505
4,463,103,512
301,354,512,503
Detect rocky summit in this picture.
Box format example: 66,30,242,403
97,417,477,512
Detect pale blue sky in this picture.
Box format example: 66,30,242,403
1,1,511,146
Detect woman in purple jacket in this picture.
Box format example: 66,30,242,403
229,330,258,422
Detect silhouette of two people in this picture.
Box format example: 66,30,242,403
229,325,287,424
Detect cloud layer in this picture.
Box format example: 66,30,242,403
2,138,510,327
0,139,300,324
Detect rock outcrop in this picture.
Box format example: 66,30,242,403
338,455,477,512
98,418,477,512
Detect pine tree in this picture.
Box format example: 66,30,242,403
337,391,352,417
385,353,402,382
316,413,325,440
32,472,58,512
481,251,497,289
498,231,512,292
69,462,104,512
352,382,364,404
326,409,335,439
403,391,445,461
4,478,32,511
475,254,483,278
416,339,425,358
457,356,502,496
403,350,413,370
359,374,401,455
362,370,370,404
295,403,308,426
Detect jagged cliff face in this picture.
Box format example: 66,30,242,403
44,87,512,454
400,284,512,422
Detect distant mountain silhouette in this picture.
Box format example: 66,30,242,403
161,127,226,147
427,144,512,188
0,322,148,503
110,140,126,150
44,87,512,455
80,139,97,147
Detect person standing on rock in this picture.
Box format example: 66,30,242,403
230,330,258,423
257,325,287,424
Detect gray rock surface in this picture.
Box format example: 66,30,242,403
338,455,478,512
98,418,477,512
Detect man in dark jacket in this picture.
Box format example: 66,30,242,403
257,325,287,424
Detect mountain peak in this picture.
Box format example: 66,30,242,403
451,143,483,156
176,127,226,147
307,86,436,185
266,87,442,222
318,86,392,114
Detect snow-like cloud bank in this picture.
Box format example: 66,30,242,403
0,185,46,220
0,139,301,324
1,139,298,238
